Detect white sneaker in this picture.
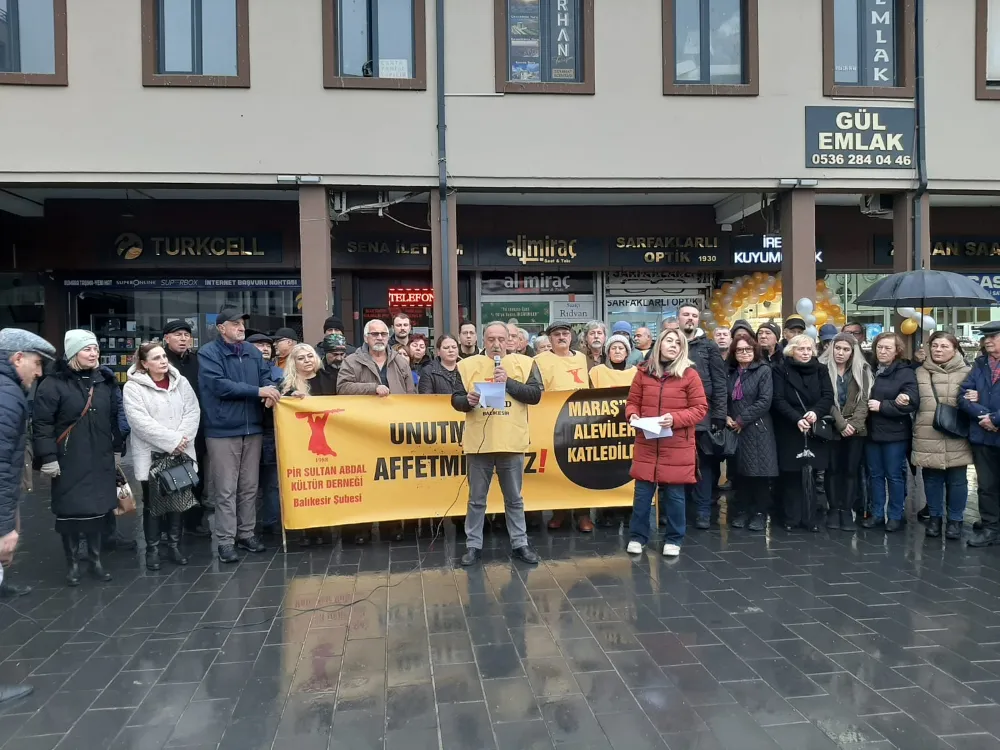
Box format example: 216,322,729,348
626,541,643,555
662,543,681,557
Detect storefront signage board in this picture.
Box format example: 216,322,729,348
477,237,608,268
552,300,595,323
480,301,551,326
480,272,594,296
610,236,725,269
110,232,284,265
332,237,473,268
805,106,915,169
388,287,434,306
874,237,1000,268
730,235,825,267
63,277,301,290
965,274,1000,302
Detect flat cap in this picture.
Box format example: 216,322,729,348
0,328,56,360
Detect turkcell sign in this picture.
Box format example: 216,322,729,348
731,235,823,265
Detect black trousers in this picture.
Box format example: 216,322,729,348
973,444,1000,529
734,475,771,516
828,437,865,512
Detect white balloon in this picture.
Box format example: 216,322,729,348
805,314,817,326
701,310,714,321
796,298,814,315
898,307,916,319
922,315,936,331
805,325,819,340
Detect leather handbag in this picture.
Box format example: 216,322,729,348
115,465,136,516
154,455,199,495
929,377,969,438
796,392,838,441
718,427,739,457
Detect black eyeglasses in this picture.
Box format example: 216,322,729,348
735,347,754,353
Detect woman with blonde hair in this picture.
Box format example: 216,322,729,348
624,329,708,557
819,333,872,530
123,342,201,570
772,334,835,532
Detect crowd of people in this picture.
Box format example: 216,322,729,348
0,305,996,596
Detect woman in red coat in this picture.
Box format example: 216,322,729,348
625,329,708,557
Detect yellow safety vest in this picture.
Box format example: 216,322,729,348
533,350,590,391
457,354,534,454
589,365,638,388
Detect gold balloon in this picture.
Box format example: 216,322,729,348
900,318,919,335
814,310,828,325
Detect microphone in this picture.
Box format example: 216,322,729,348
494,355,501,368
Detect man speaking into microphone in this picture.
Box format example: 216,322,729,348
452,322,543,567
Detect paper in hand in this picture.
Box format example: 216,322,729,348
473,382,507,409
631,416,673,439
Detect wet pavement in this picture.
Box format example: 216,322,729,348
1,481,1000,749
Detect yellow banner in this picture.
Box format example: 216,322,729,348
274,388,636,530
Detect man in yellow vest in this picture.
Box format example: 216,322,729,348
452,321,542,567
533,321,594,533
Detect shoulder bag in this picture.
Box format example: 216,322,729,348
796,392,838,441
929,374,969,439
56,386,94,449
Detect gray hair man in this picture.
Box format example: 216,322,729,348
628,326,653,366
452,321,542,566
580,320,608,371
0,329,55,702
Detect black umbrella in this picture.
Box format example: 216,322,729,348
855,270,996,308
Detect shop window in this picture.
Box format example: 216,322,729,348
822,0,914,98
663,0,758,95
976,0,1000,99
494,0,595,94
0,0,67,85
322,0,427,89
141,0,250,87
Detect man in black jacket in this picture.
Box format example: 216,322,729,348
0,329,55,704
315,317,357,358
163,320,210,537
678,304,728,529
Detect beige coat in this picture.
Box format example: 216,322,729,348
337,347,416,396
911,355,973,469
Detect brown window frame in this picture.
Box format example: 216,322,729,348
661,0,758,96
493,0,595,95
0,0,68,86
140,0,251,88
322,0,427,90
822,0,914,99
976,0,1000,100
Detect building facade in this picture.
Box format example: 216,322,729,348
1,0,998,352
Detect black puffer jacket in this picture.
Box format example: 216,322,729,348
772,357,835,470
687,330,727,432
867,360,919,443
418,359,459,395
0,359,28,536
33,359,123,518
727,361,778,478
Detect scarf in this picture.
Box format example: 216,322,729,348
732,367,746,401
990,356,1000,385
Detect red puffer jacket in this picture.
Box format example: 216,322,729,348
625,362,708,485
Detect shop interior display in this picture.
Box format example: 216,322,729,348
702,273,848,335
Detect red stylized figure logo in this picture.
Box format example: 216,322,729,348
567,368,585,384
296,409,345,456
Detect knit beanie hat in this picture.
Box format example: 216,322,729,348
605,333,633,355
64,330,98,361
322,333,347,353
323,317,345,333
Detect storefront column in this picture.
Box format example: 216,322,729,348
298,186,333,346
892,192,931,273
430,191,459,334
779,189,817,320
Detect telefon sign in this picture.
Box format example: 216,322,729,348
388,288,434,306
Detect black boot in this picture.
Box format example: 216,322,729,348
165,514,188,566
85,534,112,582
143,505,160,571
826,509,841,530
925,517,943,538
61,534,81,587
840,510,855,531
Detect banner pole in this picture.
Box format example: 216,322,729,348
274,402,288,554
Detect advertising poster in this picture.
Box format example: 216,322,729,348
508,0,541,82
274,389,636,529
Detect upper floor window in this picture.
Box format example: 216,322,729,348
976,0,1000,99
0,0,67,85
323,0,426,89
141,0,250,87
822,0,914,98
494,0,595,94
663,0,758,95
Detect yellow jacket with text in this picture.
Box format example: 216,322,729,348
589,364,638,388
533,350,590,391
452,354,543,454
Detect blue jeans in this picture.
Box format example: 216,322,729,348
630,481,686,546
259,432,280,528
922,467,968,522
866,441,909,521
